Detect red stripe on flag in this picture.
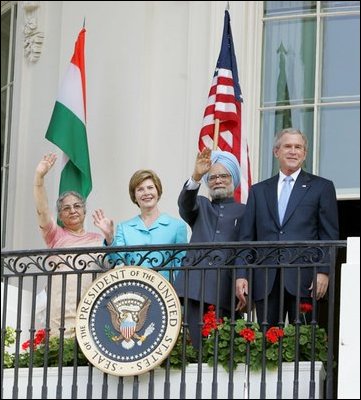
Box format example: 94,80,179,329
70,28,87,120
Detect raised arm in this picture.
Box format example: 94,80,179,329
178,148,212,225
33,153,57,228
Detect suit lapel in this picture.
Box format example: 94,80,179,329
265,176,280,226
282,171,312,225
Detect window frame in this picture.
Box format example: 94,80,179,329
257,1,360,199
1,1,17,249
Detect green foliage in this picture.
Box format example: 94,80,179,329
161,330,197,369
4,326,15,368
166,317,329,372
4,318,329,372
17,336,88,368
3,327,88,368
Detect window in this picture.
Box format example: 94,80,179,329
1,1,17,248
260,1,360,197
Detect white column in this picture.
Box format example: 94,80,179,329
338,237,360,399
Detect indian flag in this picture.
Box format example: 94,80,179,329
46,28,92,199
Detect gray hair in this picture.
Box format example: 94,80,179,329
56,191,86,214
273,128,308,151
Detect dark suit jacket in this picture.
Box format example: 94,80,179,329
237,170,339,301
174,183,246,310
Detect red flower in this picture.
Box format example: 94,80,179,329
34,329,46,346
21,329,46,351
300,303,313,313
202,305,223,337
21,340,31,351
239,327,256,342
202,326,212,337
265,327,284,344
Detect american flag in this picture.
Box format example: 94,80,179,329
198,10,251,203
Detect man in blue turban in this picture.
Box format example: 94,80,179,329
174,147,246,349
203,149,241,189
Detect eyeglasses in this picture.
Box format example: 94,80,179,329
208,173,231,183
60,203,84,213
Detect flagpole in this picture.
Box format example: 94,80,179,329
213,119,220,150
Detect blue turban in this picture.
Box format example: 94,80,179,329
203,150,240,188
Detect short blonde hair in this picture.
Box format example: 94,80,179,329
129,170,163,206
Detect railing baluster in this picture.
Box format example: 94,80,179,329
163,358,170,399
276,267,284,399
147,369,154,399
42,274,52,399
260,266,269,399
101,372,108,399
117,376,124,399
26,276,38,399
292,267,302,399
12,276,24,400
86,364,93,398
0,277,9,400
228,268,236,400
326,246,337,399
132,375,139,399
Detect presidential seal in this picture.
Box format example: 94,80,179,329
76,266,181,376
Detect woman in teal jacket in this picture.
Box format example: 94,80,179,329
93,169,187,279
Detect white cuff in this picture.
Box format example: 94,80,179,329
186,177,201,190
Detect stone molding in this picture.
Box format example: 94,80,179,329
22,1,44,62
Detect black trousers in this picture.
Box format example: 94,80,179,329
255,271,314,329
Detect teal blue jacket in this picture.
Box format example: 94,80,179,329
106,213,188,279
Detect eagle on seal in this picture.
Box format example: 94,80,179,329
106,294,152,349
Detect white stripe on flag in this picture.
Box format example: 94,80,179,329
203,114,215,126
217,68,233,78
216,85,235,96
215,102,237,113
200,135,214,149
207,94,216,106
57,63,85,124
220,131,233,147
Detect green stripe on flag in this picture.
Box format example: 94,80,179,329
59,160,91,197
46,101,92,198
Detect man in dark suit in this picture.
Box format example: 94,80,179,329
236,128,339,328
174,147,246,348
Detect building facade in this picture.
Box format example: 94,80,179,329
2,1,359,250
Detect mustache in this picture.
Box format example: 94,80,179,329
210,187,233,200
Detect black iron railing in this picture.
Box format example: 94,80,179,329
1,240,346,399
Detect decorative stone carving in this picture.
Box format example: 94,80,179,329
22,1,44,62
